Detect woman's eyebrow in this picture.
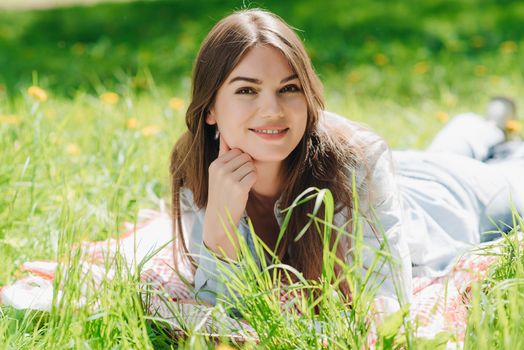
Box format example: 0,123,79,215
228,73,298,85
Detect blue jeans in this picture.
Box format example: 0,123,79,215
427,112,524,237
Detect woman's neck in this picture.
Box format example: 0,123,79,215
250,159,284,204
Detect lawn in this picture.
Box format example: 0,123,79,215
1,0,524,348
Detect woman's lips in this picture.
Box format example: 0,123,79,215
249,128,289,140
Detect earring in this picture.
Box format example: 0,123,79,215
214,128,220,140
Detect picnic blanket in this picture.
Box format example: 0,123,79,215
0,209,513,348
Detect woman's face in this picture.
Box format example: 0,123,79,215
206,45,308,162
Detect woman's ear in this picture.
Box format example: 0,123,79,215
205,109,217,125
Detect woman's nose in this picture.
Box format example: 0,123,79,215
259,92,284,118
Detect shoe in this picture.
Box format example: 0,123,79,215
485,96,521,140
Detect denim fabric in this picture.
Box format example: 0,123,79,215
399,112,523,276
427,112,505,160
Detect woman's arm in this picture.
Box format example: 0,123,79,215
203,134,257,261
358,136,412,307
324,111,412,308
180,187,245,306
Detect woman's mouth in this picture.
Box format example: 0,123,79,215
249,127,289,139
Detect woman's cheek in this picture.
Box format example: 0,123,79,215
222,128,247,152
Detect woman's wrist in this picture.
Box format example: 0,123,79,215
203,214,240,259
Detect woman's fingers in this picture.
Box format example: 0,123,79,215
204,130,256,258
239,169,257,188
210,130,257,199
231,161,256,182
222,152,253,173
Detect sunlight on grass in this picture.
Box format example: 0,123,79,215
1,0,524,348
1,61,523,350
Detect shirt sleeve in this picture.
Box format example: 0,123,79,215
351,133,413,312
179,188,245,306
193,241,241,306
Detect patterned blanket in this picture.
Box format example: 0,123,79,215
0,209,511,348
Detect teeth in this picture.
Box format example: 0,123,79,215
253,129,286,134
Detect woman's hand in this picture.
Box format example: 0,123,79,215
203,133,257,259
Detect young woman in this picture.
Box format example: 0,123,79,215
169,8,524,311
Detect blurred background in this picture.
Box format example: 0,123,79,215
1,0,523,109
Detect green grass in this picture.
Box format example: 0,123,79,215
1,0,524,348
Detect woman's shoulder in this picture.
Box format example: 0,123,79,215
179,187,202,213
321,110,396,206
321,110,391,163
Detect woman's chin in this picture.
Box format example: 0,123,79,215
252,155,288,163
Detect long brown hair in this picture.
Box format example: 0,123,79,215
170,8,361,297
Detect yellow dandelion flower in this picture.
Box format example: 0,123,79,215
127,117,138,129
365,35,376,45
132,76,148,89
373,53,388,66
474,65,487,77
100,92,119,105
443,93,457,108
27,85,48,102
500,41,517,54
0,84,5,92
346,71,361,84
435,111,449,124
65,143,81,156
414,61,429,75
45,109,57,119
71,42,86,56
470,35,485,48
141,125,161,136
447,40,461,52
49,134,62,145
490,75,500,84
215,345,236,350
168,97,185,111
506,119,522,134
0,114,21,125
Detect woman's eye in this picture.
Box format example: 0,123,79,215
235,87,256,95
235,85,302,95
281,84,302,93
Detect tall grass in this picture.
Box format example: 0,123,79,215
464,212,524,350
0,84,179,348
138,185,413,349
2,1,524,348
0,84,409,349
1,75,524,349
